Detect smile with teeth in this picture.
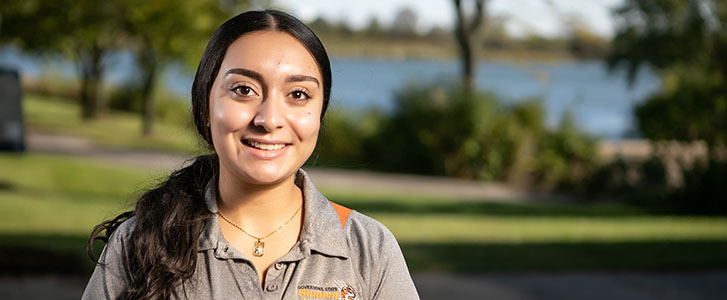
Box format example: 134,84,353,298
244,139,288,151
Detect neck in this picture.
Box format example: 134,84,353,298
216,167,302,230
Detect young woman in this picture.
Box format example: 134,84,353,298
82,10,419,300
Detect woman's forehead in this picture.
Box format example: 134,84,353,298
219,31,322,80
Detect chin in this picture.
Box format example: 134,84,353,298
240,164,297,186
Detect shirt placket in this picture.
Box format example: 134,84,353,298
262,261,289,299
215,243,263,299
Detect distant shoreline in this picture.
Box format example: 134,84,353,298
319,36,601,63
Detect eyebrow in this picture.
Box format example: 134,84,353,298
226,68,263,82
226,68,319,87
286,74,319,87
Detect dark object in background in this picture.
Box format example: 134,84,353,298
0,67,25,152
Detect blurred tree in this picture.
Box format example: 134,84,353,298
607,0,726,147
334,18,355,37
308,17,335,36
425,25,451,42
562,16,608,59
542,0,608,59
364,16,384,38
1,0,123,120
453,0,487,95
480,15,510,51
391,7,418,38
1,0,247,134
119,0,242,136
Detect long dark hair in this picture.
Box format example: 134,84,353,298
87,10,331,299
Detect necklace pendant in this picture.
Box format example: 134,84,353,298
253,240,265,257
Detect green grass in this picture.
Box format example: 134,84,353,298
1,152,727,274
0,153,165,235
378,215,727,243
23,93,199,153
321,189,727,243
324,188,727,271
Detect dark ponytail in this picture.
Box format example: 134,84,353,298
88,154,218,299
86,9,332,300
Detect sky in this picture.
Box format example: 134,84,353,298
272,0,624,38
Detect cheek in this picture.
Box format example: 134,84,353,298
211,100,254,132
290,110,321,140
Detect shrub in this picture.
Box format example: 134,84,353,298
670,158,727,215
309,108,369,167
584,140,726,215
635,68,726,148
317,81,601,190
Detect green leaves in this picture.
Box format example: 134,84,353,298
608,0,726,147
608,0,726,81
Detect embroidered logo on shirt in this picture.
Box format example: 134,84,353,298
334,280,356,300
296,281,356,300
297,284,339,299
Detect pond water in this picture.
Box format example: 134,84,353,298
329,58,661,139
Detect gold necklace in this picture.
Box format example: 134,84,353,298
217,205,302,257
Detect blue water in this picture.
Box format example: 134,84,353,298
1,46,660,139
330,58,660,139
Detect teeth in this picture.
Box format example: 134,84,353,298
246,140,286,150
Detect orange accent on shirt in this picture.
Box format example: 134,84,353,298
329,201,351,228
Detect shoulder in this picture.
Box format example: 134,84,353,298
338,208,420,299
110,216,137,241
340,209,404,270
82,217,137,299
343,210,398,249
100,216,137,256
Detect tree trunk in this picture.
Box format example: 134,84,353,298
78,46,104,120
455,25,474,93
453,0,486,96
140,48,158,136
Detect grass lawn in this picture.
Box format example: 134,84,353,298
2,152,727,275
23,93,199,153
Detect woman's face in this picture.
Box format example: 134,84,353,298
209,30,323,186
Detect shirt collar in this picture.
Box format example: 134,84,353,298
295,169,350,259
198,169,350,260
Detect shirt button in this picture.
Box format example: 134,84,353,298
274,262,284,270
266,284,278,292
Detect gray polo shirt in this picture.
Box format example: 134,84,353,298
82,169,420,299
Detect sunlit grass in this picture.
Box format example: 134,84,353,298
0,153,163,235
0,190,123,235
326,188,727,243
377,215,727,243
23,93,199,153
0,152,164,198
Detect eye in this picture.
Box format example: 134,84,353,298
289,89,310,101
230,84,257,97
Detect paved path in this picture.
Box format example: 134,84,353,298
2,271,725,300
24,131,661,203
27,131,556,202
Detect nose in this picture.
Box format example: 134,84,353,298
252,94,284,132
